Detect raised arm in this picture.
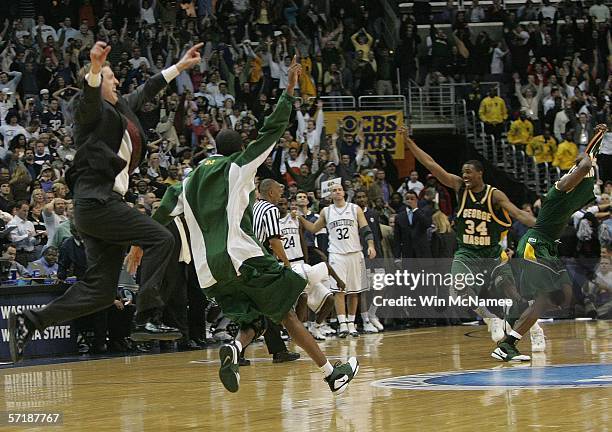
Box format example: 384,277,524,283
492,189,536,227
73,42,108,129
399,125,463,191
235,56,301,167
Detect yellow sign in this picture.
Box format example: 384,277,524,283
324,111,405,159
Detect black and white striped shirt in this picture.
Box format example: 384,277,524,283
253,199,281,250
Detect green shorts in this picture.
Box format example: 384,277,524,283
204,255,307,326
516,230,572,299
451,247,515,295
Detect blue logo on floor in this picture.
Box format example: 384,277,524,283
371,364,612,390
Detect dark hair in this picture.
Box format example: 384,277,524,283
463,159,484,172
216,129,244,156
16,200,29,209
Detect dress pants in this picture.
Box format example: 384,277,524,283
26,195,174,330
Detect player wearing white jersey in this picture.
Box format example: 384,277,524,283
300,184,376,338
278,197,341,340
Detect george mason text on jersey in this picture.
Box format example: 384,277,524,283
460,208,492,246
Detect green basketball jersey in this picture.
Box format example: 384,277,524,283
455,184,512,257
533,176,595,241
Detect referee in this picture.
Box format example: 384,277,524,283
251,178,300,363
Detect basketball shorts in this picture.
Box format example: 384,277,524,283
516,231,572,299
328,251,369,294
204,255,306,326
291,261,333,313
450,247,515,294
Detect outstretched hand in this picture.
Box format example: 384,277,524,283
177,42,204,72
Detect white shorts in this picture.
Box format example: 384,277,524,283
329,252,369,294
291,262,333,313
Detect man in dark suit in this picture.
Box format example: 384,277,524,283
8,41,204,363
393,190,433,259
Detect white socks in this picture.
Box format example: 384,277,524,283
320,360,334,377
337,314,347,324
347,314,355,324
360,312,370,323
509,330,522,340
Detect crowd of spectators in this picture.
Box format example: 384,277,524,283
0,0,609,354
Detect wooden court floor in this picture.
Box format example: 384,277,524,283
0,321,610,432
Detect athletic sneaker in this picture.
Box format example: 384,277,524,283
491,341,531,362
486,318,505,342
320,324,336,336
337,322,349,338
214,330,233,343
311,324,327,341
530,323,546,352
369,314,384,332
325,357,360,394
362,321,378,334
218,341,241,392
347,322,359,337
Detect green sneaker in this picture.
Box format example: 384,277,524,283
325,357,359,394
219,342,241,392
491,341,531,362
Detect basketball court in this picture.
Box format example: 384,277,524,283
1,320,610,431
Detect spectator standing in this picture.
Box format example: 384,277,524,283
508,110,535,147
393,191,432,259
478,87,507,138
527,128,557,164
7,201,37,265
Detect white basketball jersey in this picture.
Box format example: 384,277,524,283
326,202,362,254
279,214,304,262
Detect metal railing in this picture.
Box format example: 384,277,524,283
308,96,356,111
407,81,501,129
358,95,406,113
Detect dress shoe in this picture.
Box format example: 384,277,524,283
239,357,251,366
109,338,130,353
177,338,202,351
131,320,182,341
272,350,300,363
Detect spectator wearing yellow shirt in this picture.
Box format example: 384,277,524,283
351,28,374,59
478,87,508,137
552,131,579,172
507,109,534,146
527,128,557,164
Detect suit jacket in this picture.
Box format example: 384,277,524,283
66,73,168,201
393,207,432,258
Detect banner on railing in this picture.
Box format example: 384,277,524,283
324,111,405,159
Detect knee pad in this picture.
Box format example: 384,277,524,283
241,315,267,339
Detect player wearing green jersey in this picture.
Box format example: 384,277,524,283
126,58,359,394
399,127,537,341
492,125,606,362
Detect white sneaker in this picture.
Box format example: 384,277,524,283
530,323,546,352
321,324,336,336
214,330,232,342
338,322,349,338
369,314,384,331
362,321,378,333
311,325,327,341
347,322,359,337
488,318,505,342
